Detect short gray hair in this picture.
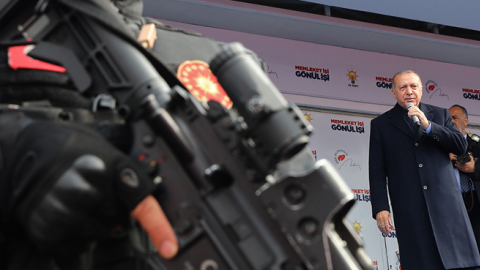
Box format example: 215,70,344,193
392,70,422,89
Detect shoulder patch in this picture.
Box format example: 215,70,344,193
8,45,66,73
177,60,232,108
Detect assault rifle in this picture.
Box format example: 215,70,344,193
0,0,372,269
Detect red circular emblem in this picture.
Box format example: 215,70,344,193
177,60,232,108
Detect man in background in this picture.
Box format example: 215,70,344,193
449,104,480,251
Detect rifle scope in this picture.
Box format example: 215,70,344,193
210,43,313,169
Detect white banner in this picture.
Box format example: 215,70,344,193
305,108,398,270
157,20,480,119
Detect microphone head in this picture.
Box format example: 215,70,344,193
406,102,414,109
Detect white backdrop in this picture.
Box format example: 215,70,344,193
304,109,396,269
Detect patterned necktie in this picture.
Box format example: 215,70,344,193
460,171,471,193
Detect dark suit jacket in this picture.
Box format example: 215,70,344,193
369,103,479,270
468,135,480,196
463,134,480,251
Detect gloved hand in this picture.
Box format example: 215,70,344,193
0,115,178,259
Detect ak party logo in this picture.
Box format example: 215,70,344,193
346,69,359,87
351,219,364,234
303,111,313,123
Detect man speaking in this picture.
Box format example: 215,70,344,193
369,70,480,270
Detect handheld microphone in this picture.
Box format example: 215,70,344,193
406,103,420,126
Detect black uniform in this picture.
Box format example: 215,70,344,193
0,0,266,269
464,134,480,251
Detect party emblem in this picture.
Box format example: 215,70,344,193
177,60,232,108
